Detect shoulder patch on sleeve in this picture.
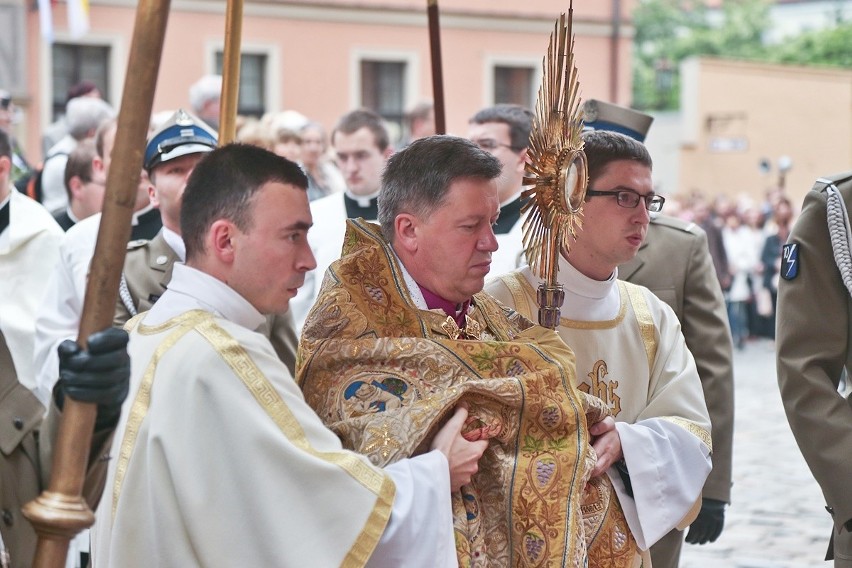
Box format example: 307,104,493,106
781,243,799,280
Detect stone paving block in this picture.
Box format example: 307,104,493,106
678,339,830,568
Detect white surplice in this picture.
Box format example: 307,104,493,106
91,263,456,568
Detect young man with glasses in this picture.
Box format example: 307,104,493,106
486,129,712,555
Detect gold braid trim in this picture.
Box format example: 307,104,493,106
194,317,394,567
619,281,657,372
497,272,537,322
112,310,203,518
116,310,395,566
660,416,713,452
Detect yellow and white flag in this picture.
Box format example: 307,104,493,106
37,0,53,42
68,0,90,38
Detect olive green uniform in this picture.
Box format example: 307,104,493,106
620,214,734,567
777,172,852,566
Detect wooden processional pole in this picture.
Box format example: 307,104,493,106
24,0,245,563
427,0,446,134
218,0,243,145
22,1,170,566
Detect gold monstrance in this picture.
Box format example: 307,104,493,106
521,5,588,329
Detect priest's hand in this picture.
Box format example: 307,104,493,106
685,498,726,545
589,416,622,478
54,327,131,430
431,404,489,491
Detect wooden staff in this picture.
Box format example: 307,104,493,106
427,0,446,134
218,0,243,145
22,0,172,565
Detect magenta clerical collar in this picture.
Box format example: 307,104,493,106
418,284,471,326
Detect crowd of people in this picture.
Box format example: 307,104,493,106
0,71,846,568
657,188,797,348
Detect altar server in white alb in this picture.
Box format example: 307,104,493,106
486,129,712,551
90,143,486,568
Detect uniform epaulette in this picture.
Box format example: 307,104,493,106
649,214,700,235
126,239,150,251
814,171,852,194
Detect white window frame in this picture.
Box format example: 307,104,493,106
350,48,419,116
484,55,542,109
39,32,125,129
206,41,279,115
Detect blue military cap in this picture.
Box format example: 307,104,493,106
582,99,653,142
144,109,217,171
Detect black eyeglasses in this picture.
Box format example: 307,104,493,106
586,188,665,212
0,97,10,110
471,138,519,153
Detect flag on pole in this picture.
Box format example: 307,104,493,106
68,0,90,38
37,0,53,42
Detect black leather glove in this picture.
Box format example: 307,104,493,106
685,497,726,545
53,327,131,430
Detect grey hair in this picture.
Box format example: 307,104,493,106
66,97,116,141
377,135,502,242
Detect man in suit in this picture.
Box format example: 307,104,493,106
114,109,299,373
584,99,734,568
777,171,852,566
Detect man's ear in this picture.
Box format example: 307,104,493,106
515,148,529,174
393,213,419,253
68,176,84,201
208,219,238,263
147,181,158,207
0,155,10,181
92,155,105,177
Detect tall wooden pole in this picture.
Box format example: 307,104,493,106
22,0,172,565
218,0,243,145
427,0,446,134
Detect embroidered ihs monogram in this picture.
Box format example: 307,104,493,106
578,360,622,417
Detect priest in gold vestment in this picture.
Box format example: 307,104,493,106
91,144,490,568
298,136,643,567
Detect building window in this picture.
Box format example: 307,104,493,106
493,65,536,108
51,44,110,120
360,60,406,136
215,52,267,117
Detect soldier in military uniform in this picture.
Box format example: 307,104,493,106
777,171,852,567
115,110,298,373
584,100,734,568
619,213,734,566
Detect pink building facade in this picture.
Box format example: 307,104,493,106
5,0,637,161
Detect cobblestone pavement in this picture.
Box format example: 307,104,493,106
679,338,832,568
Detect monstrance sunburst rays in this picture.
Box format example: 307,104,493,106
520,5,588,329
